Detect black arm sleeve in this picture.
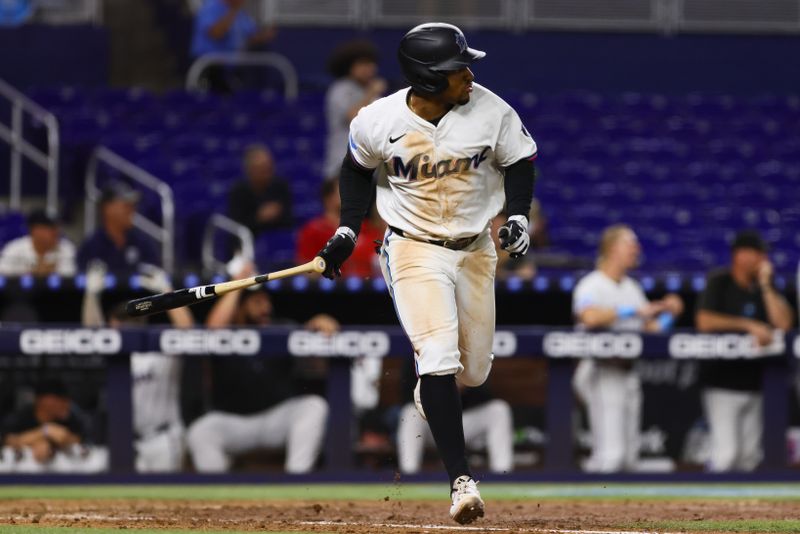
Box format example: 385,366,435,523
339,153,375,234
504,158,537,218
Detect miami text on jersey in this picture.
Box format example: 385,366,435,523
393,147,489,180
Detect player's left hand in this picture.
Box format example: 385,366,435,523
317,227,357,279
498,215,530,258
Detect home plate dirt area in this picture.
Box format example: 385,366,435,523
0,484,799,533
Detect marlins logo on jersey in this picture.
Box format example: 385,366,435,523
348,83,537,240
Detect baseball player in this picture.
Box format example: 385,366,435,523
572,225,683,472
82,263,190,472
316,23,537,524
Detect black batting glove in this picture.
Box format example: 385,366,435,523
317,227,357,279
498,215,530,259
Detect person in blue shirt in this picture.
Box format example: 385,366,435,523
77,181,160,274
0,0,33,27
191,0,276,93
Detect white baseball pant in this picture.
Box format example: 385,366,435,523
573,359,642,472
396,399,514,473
702,388,763,472
379,228,497,385
187,395,328,473
135,424,185,473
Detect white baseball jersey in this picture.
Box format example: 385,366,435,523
572,270,648,472
131,352,182,437
348,83,537,240
572,270,648,331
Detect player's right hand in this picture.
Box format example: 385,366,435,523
317,227,357,279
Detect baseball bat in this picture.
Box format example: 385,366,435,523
125,256,327,317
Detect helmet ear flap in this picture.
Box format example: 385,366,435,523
412,67,448,94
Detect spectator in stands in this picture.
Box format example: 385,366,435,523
529,199,550,250
227,144,293,236
0,210,76,276
1,379,90,467
191,0,276,93
572,224,683,472
696,230,793,472
0,0,33,26
296,180,383,278
324,40,386,180
77,181,160,274
186,261,332,473
396,363,514,474
82,263,192,473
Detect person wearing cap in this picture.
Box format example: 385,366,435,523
0,209,76,276
77,182,160,274
2,379,90,467
323,40,387,180
696,230,794,471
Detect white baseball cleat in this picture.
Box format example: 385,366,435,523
413,378,426,420
449,475,484,524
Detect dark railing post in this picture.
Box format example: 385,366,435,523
324,357,353,471
761,355,789,470
106,353,134,473
544,358,575,471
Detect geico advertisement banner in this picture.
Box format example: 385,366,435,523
159,329,260,355
542,332,642,358
669,332,785,359
288,331,390,358
20,329,122,354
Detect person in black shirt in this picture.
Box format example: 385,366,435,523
186,261,334,473
77,181,159,274
227,144,293,235
696,230,794,471
2,380,89,466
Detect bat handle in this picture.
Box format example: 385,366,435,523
312,256,326,273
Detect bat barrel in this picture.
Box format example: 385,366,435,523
126,286,217,317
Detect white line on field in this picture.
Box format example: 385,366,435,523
6,512,679,534
299,520,679,534
300,521,510,531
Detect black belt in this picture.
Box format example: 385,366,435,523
135,422,173,441
389,226,480,251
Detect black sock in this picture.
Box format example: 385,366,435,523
419,374,471,489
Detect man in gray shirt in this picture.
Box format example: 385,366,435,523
324,40,386,180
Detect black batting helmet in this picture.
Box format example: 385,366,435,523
398,22,485,94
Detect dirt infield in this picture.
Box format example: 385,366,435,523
1,497,799,533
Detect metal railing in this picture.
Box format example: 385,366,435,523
254,0,800,33
35,0,103,25
186,52,299,101
0,78,60,217
85,147,175,273
201,213,255,275
258,0,362,27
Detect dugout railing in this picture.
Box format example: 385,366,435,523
0,325,797,482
